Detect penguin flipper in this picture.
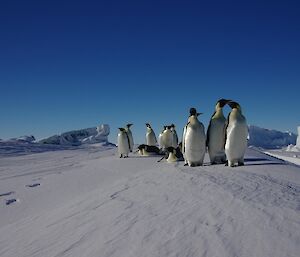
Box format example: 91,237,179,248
125,131,131,151
206,121,212,147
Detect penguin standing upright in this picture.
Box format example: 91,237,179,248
161,126,173,150
170,124,178,148
125,123,134,152
225,101,248,167
207,99,231,164
158,126,167,150
182,108,196,165
182,108,206,167
145,123,157,146
117,128,130,158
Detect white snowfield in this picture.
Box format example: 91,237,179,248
0,145,300,257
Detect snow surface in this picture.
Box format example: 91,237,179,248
1,144,300,257
264,147,300,166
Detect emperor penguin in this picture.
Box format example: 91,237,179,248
207,99,231,164
145,123,157,146
124,123,134,152
182,108,206,167
182,108,197,165
158,126,167,150
161,126,173,150
157,146,184,163
225,101,248,167
137,144,162,156
117,128,130,158
170,124,178,148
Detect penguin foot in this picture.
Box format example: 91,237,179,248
184,163,188,166
238,162,244,166
190,163,196,167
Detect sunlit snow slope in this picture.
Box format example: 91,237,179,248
0,145,299,257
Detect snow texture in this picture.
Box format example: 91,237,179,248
1,144,300,257
248,125,297,149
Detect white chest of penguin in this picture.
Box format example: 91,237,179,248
185,122,206,148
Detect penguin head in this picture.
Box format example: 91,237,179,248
166,146,176,154
189,107,197,116
228,101,241,110
145,123,151,128
138,144,146,150
126,123,133,128
118,128,126,132
217,99,231,108
162,126,167,132
170,124,175,128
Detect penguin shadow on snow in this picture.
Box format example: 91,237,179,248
0,191,15,197
25,183,41,188
242,158,285,167
1,192,18,206
5,198,18,205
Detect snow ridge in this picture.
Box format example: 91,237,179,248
248,125,297,149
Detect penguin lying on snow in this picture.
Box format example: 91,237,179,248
225,101,248,167
137,144,164,156
158,146,184,163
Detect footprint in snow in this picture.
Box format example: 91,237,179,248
26,183,41,188
5,199,18,205
0,191,14,197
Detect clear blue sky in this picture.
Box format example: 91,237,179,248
1,0,299,144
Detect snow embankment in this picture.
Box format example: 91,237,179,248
39,124,110,145
0,125,112,157
261,126,300,165
248,125,297,149
0,146,299,257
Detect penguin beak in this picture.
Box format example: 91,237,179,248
197,112,203,116
218,99,232,108
224,99,232,106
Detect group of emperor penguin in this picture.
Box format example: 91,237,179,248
117,99,248,167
